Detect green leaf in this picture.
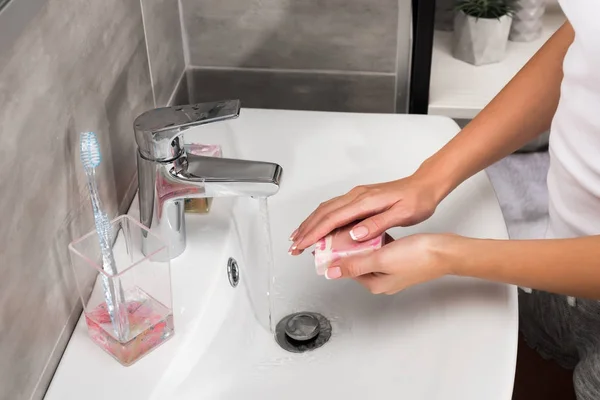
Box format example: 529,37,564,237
454,0,519,19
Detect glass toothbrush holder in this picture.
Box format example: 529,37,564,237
69,215,174,366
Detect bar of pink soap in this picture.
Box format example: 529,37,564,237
187,143,222,158
313,224,384,276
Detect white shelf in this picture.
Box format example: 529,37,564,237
428,10,566,119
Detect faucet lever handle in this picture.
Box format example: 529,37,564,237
134,100,241,162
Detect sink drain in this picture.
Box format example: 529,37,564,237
275,312,332,353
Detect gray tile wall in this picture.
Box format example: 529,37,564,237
188,69,395,113
183,0,398,72
141,0,186,106
179,0,404,113
0,0,162,398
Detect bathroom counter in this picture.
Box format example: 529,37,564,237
46,109,517,400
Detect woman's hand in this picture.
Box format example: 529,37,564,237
289,173,444,255
324,234,454,294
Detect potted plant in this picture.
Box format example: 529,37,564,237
453,0,518,66
510,0,547,42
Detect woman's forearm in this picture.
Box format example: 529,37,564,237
417,21,574,201
443,235,600,299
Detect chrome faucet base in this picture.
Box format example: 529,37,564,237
134,100,283,260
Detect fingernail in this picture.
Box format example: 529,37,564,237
325,267,342,280
288,244,297,253
289,229,298,241
350,226,369,240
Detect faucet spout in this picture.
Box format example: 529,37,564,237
174,154,283,198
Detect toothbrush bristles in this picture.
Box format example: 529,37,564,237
80,131,102,169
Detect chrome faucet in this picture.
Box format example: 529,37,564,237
134,100,283,259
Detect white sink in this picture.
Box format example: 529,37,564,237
46,109,517,400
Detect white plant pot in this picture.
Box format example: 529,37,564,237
453,11,513,66
510,0,547,42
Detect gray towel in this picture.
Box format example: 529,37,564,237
485,152,550,240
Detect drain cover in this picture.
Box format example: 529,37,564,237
275,312,332,353
285,312,320,341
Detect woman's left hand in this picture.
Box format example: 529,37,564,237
325,233,455,294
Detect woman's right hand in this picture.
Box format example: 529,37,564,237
289,172,446,255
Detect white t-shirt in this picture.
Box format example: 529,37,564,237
546,0,600,240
